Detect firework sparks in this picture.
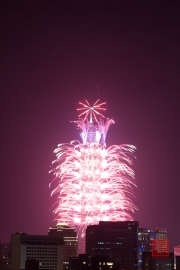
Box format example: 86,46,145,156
77,99,106,122
50,142,136,234
50,100,137,242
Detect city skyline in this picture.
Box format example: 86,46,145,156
0,1,180,251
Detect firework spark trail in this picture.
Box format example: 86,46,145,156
77,99,106,122
50,140,137,235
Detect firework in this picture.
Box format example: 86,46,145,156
50,100,137,247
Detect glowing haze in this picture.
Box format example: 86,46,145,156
50,100,137,238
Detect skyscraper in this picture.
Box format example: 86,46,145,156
50,100,137,253
86,221,138,270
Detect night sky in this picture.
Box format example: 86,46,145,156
0,2,180,250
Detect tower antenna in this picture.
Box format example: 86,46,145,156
97,85,100,99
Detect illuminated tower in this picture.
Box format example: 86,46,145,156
50,99,137,253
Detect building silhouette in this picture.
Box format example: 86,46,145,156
142,251,174,270
86,221,138,270
176,256,180,270
0,242,10,270
48,223,78,270
10,233,64,270
25,258,39,270
69,254,91,270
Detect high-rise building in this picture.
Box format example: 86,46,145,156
86,221,139,270
48,223,78,270
138,228,152,268
138,228,168,269
10,233,64,270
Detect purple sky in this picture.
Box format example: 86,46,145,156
0,2,180,250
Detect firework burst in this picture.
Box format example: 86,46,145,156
50,100,137,247
77,99,106,122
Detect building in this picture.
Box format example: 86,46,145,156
138,228,152,268
142,251,174,270
86,221,139,270
176,256,180,270
48,223,78,270
174,246,180,258
68,254,110,270
25,258,39,270
10,233,64,270
68,256,79,270
0,242,10,270
153,228,168,254
152,240,169,258
91,256,108,270
69,254,91,270
174,246,180,269
0,243,10,260
138,228,168,269
152,253,174,270
142,252,152,270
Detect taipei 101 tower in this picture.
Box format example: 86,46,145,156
50,99,137,253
